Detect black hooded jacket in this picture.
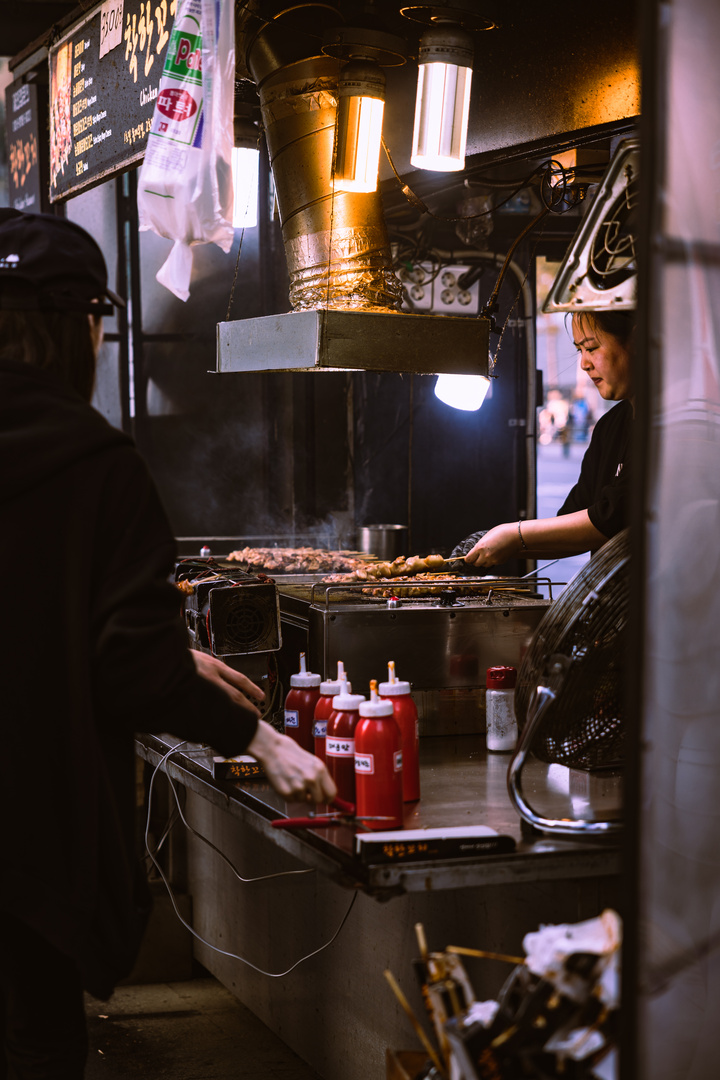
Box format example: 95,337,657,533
1,357,258,997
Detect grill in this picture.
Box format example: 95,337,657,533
273,574,552,735
175,545,553,734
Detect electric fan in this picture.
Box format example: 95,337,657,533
508,528,630,836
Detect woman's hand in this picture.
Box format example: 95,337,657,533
463,511,609,566
463,521,520,568
190,650,265,717
248,721,337,804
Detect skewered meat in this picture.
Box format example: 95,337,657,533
343,553,450,581
225,547,367,574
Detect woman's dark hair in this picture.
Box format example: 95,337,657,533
568,309,635,348
0,308,97,401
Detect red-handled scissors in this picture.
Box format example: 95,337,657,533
271,798,394,831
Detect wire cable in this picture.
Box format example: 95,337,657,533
481,206,549,322
144,744,359,976
490,212,550,367
146,743,313,883
382,137,547,223
168,764,314,884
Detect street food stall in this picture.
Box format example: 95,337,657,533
7,0,720,1076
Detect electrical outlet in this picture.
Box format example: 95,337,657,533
396,263,435,312
396,263,480,315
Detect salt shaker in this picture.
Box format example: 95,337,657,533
485,666,518,752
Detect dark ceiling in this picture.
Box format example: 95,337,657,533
3,0,79,60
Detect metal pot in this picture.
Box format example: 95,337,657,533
358,524,408,560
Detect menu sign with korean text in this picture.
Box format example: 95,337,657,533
49,0,176,200
5,79,43,212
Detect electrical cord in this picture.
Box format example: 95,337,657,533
145,744,359,976
145,743,313,884
169,758,315,884
382,137,547,223
144,803,180,870
481,206,549,322
260,653,283,726
490,213,548,369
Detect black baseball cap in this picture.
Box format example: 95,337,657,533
0,209,125,315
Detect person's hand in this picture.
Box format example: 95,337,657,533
247,720,337,804
463,521,519,568
449,529,488,559
190,650,265,717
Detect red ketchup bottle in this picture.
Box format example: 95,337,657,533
355,681,403,830
325,681,365,805
378,661,421,803
312,661,349,764
283,652,321,753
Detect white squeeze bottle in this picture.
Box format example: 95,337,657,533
485,666,518,752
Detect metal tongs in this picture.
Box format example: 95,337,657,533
271,797,395,832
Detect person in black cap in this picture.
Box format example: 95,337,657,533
0,211,336,1079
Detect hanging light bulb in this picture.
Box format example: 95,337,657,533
332,58,386,193
434,372,490,411
231,146,259,227
411,22,474,172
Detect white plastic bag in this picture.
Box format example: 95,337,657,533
137,0,234,301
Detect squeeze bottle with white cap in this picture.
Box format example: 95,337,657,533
355,680,403,830
379,661,420,802
485,666,518,752
312,661,349,764
284,652,321,753
325,680,365,804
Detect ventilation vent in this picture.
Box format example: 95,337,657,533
543,138,639,312
209,582,282,656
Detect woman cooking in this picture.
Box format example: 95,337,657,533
460,310,635,569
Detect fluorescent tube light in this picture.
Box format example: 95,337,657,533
333,59,385,194
231,146,259,229
411,23,474,172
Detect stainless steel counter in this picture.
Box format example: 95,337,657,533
135,732,621,896
135,732,622,1080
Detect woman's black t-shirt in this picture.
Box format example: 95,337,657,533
557,399,633,540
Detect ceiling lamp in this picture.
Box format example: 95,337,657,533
434,372,490,411
401,3,497,172
231,146,259,228
411,21,474,172
333,59,386,193
231,88,260,228
322,26,407,194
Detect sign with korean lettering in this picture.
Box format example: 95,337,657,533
5,79,43,212
48,0,176,201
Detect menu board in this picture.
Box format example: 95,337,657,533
5,79,44,212
49,0,176,201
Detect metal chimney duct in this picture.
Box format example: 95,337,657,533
217,6,490,375
253,52,399,312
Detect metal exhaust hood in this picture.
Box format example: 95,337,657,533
216,308,491,375
216,7,490,378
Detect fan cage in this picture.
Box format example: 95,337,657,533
209,584,281,655
514,530,630,770
588,174,639,292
